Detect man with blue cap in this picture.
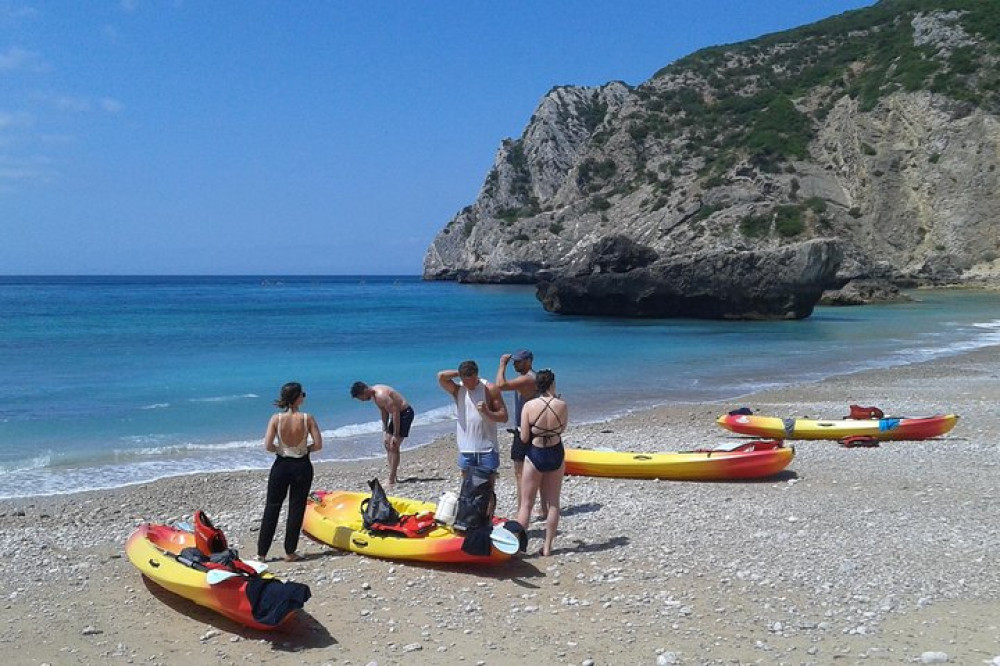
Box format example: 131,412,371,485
496,349,543,517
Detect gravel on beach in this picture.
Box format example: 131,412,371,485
1,347,999,665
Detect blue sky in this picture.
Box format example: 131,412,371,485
2,1,875,275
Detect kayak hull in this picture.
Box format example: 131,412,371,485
125,523,293,630
563,444,793,480
716,413,959,440
303,490,510,564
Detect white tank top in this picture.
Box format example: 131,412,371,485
456,380,497,453
275,412,310,458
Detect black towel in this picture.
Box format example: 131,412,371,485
245,577,311,626
460,525,493,557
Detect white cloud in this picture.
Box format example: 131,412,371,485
100,97,124,113
39,133,76,145
0,3,38,21
0,110,33,130
54,96,92,113
102,24,120,43
0,153,57,185
0,46,42,71
46,95,124,115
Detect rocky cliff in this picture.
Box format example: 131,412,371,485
423,0,1000,292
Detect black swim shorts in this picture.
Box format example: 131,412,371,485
510,430,528,462
386,405,415,438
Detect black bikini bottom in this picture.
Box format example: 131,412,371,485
526,442,564,473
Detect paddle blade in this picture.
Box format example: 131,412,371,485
490,525,520,555
243,559,268,573
205,569,242,585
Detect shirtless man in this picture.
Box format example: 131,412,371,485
350,382,413,488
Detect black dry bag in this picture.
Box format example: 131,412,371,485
360,478,400,530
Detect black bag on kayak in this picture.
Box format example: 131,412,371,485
360,478,399,530
453,465,495,532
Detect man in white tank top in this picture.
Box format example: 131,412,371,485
437,360,508,477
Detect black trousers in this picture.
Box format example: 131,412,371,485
257,455,314,557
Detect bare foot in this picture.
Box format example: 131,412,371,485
284,552,303,562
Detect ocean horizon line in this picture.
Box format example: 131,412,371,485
0,273,425,279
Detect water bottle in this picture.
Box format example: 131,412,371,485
436,491,458,526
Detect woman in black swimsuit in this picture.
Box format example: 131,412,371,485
516,369,567,556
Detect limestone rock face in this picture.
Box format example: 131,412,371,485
536,238,843,320
422,3,1000,303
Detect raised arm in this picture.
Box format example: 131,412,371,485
495,354,512,388
481,382,508,423
495,354,532,393
437,369,460,398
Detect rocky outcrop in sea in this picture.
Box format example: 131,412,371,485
536,236,843,320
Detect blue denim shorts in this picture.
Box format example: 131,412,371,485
457,449,499,473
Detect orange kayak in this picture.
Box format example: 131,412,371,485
126,523,305,630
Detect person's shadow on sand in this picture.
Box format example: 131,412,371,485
141,576,336,649
395,475,448,484
519,532,630,557
561,502,602,517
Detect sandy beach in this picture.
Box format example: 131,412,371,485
2,346,999,666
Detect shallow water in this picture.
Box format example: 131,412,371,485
1,275,997,498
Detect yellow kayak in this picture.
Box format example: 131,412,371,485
564,440,793,480
717,413,959,440
303,490,512,564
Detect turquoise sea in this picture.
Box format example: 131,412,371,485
1,275,998,500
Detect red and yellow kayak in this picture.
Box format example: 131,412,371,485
126,523,301,630
563,440,793,480
716,413,959,441
303,490,511,565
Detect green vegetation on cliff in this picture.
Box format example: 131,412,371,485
632,0,1000,181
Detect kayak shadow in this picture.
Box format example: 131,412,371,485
140,575,336,649
270,611,337,651
415,556,546,580
710,469,800,483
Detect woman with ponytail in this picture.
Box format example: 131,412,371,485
516,369,567,556
257,382,322,562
